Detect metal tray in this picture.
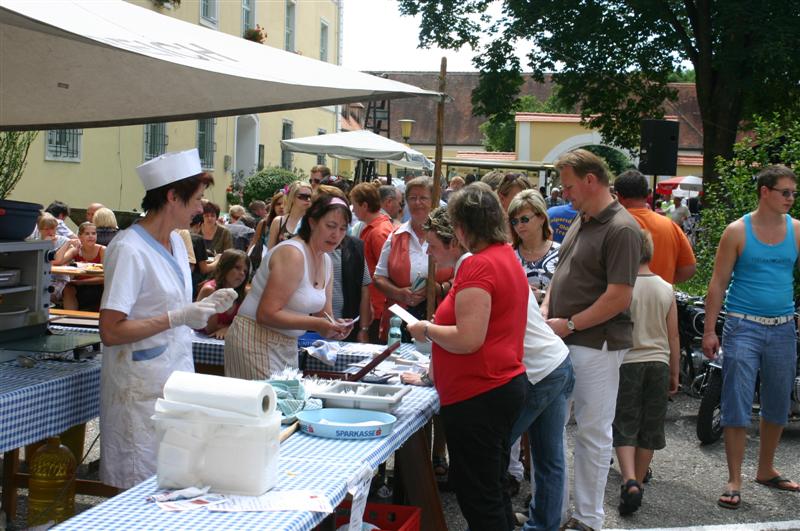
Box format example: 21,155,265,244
310,381,410,412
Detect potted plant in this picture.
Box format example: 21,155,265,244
243,25,268,44
152,0,180,8
0,131,43,240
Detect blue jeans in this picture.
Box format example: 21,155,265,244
510,358,575,531
721,316,797,427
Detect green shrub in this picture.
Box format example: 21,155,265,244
680,113,800,296
242,166,301,207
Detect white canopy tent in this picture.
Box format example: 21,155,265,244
0,0,437,131
281,130,434,171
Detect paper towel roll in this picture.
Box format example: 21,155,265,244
163,371,276,417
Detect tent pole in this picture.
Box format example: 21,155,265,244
426,57,447,320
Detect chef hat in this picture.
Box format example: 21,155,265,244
136,149,202,191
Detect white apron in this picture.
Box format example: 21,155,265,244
99,225,193,489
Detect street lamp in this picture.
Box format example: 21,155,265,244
398,119,415,143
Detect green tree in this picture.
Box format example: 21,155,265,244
667,69,696,83
0,132,38,199
479,94,570,152
681,112,800,295
398,1,800,186
583,145,635,177
242,166,301,207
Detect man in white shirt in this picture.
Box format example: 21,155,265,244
669,196,690,227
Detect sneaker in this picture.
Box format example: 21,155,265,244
643,467,653,483
515,512,528,527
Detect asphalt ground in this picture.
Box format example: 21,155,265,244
4,392,800,530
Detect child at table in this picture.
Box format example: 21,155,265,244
35,213,80,305
63,222,106,311
196,249,250,339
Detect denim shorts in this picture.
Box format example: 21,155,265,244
721,316,797,427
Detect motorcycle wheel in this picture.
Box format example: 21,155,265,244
697,371,723,444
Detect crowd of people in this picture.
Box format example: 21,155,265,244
31,147,799,530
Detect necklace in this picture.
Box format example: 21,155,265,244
518,240,551,264
304,241,324,288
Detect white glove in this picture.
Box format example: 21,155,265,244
204,288,238,313
167,301,217,329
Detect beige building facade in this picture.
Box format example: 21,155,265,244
11,0,343,212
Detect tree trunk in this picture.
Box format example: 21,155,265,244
694,68,743,192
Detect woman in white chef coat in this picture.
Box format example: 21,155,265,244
98,149,236,490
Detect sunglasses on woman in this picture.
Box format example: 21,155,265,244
510,215,533,226
296,193,312,201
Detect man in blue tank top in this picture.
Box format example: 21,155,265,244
703,165,800,510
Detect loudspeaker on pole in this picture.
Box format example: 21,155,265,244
639,119,679,176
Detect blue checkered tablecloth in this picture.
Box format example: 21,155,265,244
0,358,101,454
50,326,224,368
51,326,427,374
54,386,439,531
302,342,425,373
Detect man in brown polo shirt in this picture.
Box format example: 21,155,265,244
542,149,641,531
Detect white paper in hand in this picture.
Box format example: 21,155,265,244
388,304,419,326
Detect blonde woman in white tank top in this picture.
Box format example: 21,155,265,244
225,192,355,379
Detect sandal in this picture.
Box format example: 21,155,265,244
717,490,741,510
618,479,643,516
755,475,800,492
432,456,448,481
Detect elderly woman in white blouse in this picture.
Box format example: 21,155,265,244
372,176,453,340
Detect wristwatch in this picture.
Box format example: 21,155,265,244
566,318,577,332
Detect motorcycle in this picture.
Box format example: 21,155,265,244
675,291,719,397
695,313,800,444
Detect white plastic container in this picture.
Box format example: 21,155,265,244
311,382,410,412
152,411,281,495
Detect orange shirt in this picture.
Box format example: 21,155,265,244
627,207,695,284
359,214,394,319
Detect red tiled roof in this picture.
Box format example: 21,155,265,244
678,154,703,166
340,114,362,132
456,151,516,160
380,73,704,150
515,113,678,123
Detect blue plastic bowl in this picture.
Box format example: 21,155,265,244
296,408,396,439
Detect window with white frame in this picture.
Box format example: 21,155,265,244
281,121,294,170
45,129,82,162
284,0,296,52
242,0,255,35
320,20,329,62
317,129,327,165
200,0,218,27
197,119,216,169
143,123,168,161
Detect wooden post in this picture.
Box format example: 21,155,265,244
426,58,447,320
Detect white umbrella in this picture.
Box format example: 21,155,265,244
281,130,434,171
0,0,436,131
671,187,700,199
656,175,703,194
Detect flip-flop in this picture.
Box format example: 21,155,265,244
717,490,741,510
755,475,800,492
